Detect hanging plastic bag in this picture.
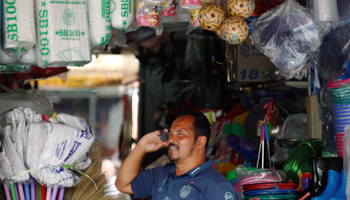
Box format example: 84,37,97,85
161,0,177,17
34,0,92,68
87,0,112,48
179,0,201,10
0,65,31,74
0,49,36,66
2,0,36,59
337,0,350,27
250,0,321,80
160,0,179,24
110,0,135,31
135,0,164,35
186,8,202,34
0,90,52,116
33,115,95,187
1,124,29,182
312,22,350,81
310,0,339,38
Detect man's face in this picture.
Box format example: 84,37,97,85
167,115,196,163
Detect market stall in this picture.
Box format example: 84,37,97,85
1,0,350,199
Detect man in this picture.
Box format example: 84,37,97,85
115,110,238,199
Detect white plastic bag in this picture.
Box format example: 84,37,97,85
87,0,112,48
34,0,92,68
0,48,36,66
2,0,36,59
110,0,135,31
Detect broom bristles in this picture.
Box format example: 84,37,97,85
1,160,125,200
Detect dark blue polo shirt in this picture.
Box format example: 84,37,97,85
131,159,238,200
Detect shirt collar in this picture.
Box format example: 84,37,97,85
169,158,213,178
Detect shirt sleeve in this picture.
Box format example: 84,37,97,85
205,181,239,200
130,168,157,199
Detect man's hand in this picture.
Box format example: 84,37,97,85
115,129,168,194
137,130,168,153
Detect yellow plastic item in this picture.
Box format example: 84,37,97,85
234,111,249,126
218,162,236,177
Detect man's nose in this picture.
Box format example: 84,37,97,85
168,134,177,144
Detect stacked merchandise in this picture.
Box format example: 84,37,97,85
327,79,350,157
242,180,298,200
0,107,96,200
232,165,299,200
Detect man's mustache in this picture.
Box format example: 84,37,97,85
168,143,179,150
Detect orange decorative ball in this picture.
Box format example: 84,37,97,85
198,3,226,31
216,16,249,44
227,0,255,19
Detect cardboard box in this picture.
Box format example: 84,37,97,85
235,38,276,82
89,141,102,164
305,95,322,139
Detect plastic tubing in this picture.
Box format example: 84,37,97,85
283,140,324,184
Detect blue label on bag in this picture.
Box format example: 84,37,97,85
64,141,82,162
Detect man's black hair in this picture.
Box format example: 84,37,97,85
176,110,210,148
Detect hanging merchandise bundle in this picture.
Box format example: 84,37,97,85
198,0,254,44
0,107,98,200
0,0,255,74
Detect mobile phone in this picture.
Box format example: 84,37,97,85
159,130,168,142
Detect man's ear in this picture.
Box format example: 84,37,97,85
197,136,207,149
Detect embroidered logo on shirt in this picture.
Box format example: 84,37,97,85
164,197,171,200
179,184,192,199
225,192,234,200
159,177,168,192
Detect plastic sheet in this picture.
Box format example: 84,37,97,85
0,90,52,116
250,0,321,80
279,114,308,139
